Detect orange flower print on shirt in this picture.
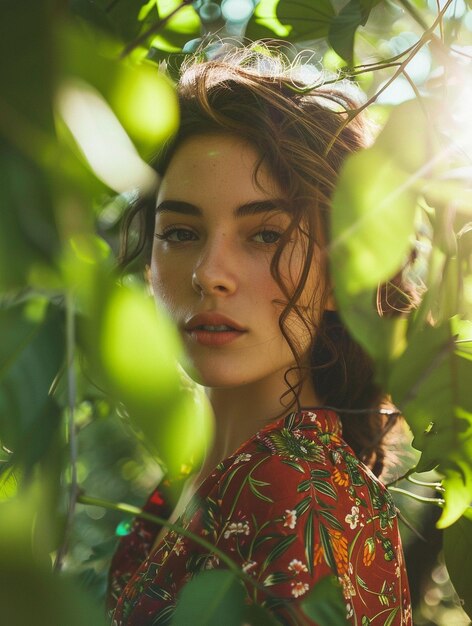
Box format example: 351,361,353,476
330,528,349,575
333,466,349,487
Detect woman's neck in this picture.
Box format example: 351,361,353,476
199,370,320,477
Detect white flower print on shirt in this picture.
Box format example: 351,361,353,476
223,521,251,539
345,505,360,529
283,509,298,530
288,559,308,575
291,581,309,598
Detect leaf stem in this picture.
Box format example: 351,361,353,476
54,291,79,572
388,486,445,506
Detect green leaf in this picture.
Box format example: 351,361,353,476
243,603,282,626
263,571,291,586
249,476,274,503
0,141,59,290
328,0,363,64
443,514,472,617
171,570,246,626
276,0,335,41
246,0,291,39
439,445,472,528
331,147,418,296
304,510,314,574
295,495,312,516
320,510,345,532
374,99,434,175
0,300,64,469
0,2,55,131
319,523,336,571
388,320,472,525
313,479,338,500
301,575,349,625
263,534,297,568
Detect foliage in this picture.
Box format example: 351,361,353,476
1,0,472,624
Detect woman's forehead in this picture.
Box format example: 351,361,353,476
157,133,283,205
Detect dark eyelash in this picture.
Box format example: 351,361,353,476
155,227,196,242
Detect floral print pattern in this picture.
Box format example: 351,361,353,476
107,409,411,625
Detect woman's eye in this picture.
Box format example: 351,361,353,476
252,230,282,244
156,228,197,242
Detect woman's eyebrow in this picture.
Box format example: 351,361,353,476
156,199,288,216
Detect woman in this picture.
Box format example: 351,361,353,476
107,48,413,625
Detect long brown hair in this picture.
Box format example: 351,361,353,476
120,47,417,476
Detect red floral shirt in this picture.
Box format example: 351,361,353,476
107,409,412,625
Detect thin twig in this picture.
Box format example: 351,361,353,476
388,486,445,505
436,0,445,42
120,0,194,59
53,291,79,572
78,494,266,593
395,508,428,541
407,476,445,491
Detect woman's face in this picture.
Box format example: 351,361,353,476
151,133,324,389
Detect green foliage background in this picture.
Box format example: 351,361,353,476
1,0,472,624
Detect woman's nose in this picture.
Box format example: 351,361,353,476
191,236,238,296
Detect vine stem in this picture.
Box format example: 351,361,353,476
120,0,194,59
78,493,263,591
407,476,445,491
53,291,79,573
323,0,455,157
388,486,445,506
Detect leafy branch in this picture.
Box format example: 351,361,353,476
323,0,455,156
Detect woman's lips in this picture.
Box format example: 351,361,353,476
186,328,246,347
184,313,247,347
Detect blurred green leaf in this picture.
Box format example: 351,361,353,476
0,299,64,470
443,513,472,616
83,283,213,475
59,25,179,159
424,179,472,215
276,0,335,41
440,462,472,528
243,603,282,625
331,147,418,295
172,570,246,626
0,1,55,131
0,141,60,290
301,575,349,625
374,99,433,175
